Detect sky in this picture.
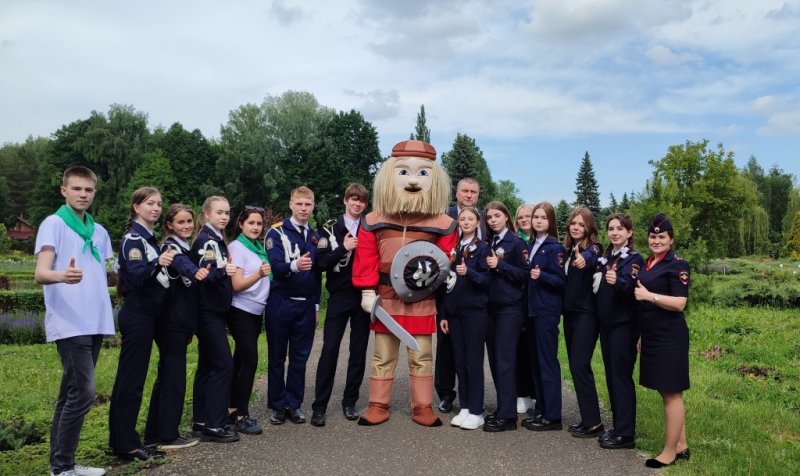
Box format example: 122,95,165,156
2,0,799,206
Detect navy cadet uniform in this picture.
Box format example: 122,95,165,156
485,230,529,425
265,218,322,413
145,236,200,444
109,222,169,455
637,250,691,392
563,241,603,430
191,224,234,431
597,247,644,442
524,236,566,427
435,206,488,408
443,237,491,416
311,216,370,417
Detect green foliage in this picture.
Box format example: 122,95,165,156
0,419,45,451
784,188,800,240
0,288,119,313
0,137,48,227
152,123,219,207
411,104,431,143
745,157,794,247
573,151,600,216
0,178,11,229
441,133,496,207
555,199,571,239
494,180,524,217
783,212,800,258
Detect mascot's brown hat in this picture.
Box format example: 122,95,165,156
391,140,437,160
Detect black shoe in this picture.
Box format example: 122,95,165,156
598,428,616,441
568,421,583,433
437,399,454,413
343,406,359,421
310,410,326,427
287,407,306,424
522,416,562,431
191,422,205,436
201,426,240,443
482,417,517,432
118,446,166,461
485,411,497,423
599,435,636,449
645,457,675,468
676,448,691,461
158,436,200,450
572,423,605,438
234,415,263,435
270,409,287,425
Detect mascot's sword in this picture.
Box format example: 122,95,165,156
370,296,421,352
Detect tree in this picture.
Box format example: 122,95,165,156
555,199,572,239
784,211,800,258
784,188,800,238
494,180,524,215
441,133,496,206
0,177,11,227
608,193,619,213
620,192,631,211
573,151,600,216
0,137,48,226
411,104,431,143
152,123,219,206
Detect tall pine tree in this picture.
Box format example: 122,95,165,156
573,151,601,216
411,104,431,143
441,133,496,206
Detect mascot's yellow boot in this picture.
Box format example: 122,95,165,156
357,376,393,426
409,373,442,427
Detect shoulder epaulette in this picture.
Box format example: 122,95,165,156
323,218,338,228
271,221,283,229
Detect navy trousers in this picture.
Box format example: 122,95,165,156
600,322,638,437
312,291,370,412
226,306,263,417
564,311,601,427
450,309,488,415
531,313,562,420
486,304,523,419
193,308,233,428
265,296,316,410
145,330,192,442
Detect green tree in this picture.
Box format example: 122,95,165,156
783,212,800,258
411,104,431,143
0,137,48,226
573,151,601,216
494,180,524,215
783,188,800,239
441,133,496,206
0,177,12,227
620,192,631,211
152,123,219,206
608,193,619,213
555,199,572,239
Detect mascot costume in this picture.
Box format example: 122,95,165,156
353,140,457,427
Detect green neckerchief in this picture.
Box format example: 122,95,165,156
54,204,101,262
517,230,531,244
235,233,272,281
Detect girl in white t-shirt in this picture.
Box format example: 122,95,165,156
226,206,272,435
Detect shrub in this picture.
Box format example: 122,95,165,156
0,312,46,344
0,419,45,451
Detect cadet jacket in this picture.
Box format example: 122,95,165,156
596,248,644,328
265,218,322,303
118,221,168,313
316,215,358,295
191,224,232,314
443,238,491,315
563,241,602,314
527,236,567,317
488,231,530,307
161,235,200,333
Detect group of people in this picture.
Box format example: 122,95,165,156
36,139,691,476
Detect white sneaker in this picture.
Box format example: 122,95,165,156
52,471,76,476
517,396,533,413
450,409,469,427
460,413,485,430
75,465,106,476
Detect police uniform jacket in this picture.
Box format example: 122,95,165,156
160,236,200,333
563,241,602,314
488,232,530,307
265,218,322,303
527,236,566,316
316,215,357,295
443,239,491,316
118,221,167,313
596,248,644,328
191,224,233,313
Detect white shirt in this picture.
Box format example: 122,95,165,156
35,215,115,341
228,240,270,315
529,235,547,263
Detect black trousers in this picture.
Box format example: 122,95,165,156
450,309,488,415
564,311,601,427
600,322,638,437
193,308,233,428
434,320,457,403
516,324,536,399
145,330,192,442
109,303,157,454
312,292,370,412
486,304,523,419
226,306,263,417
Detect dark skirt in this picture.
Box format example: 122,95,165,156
639,313,689,392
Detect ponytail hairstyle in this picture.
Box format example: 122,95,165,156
531,201,558,240
195,195,229,240
126,186,161,233
162,203,195,243
604,213,635,258
563,207,598,252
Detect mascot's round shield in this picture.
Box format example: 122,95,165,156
389,241,451,303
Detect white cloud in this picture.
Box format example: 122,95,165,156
646,45,702,65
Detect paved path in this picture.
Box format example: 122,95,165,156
147,328,654,476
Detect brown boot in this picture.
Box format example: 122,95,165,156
357,376,393,426
409,373,442,427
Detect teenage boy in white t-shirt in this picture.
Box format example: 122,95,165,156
35,166,114,476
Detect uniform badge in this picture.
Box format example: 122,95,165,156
496,247,505,259
631,263,640,278
204,249,215,260
317,237,328,249
522,249,529,262
128,248,142,261
557,252,566,268
266,237,274,250
311,235,319,246
679,271,690,285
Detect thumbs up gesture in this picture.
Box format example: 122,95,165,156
486,249,498,269
571,246,586,269
297,252,313,271
259,261,271,277
605,262,617,285
195,264,211,281
634,279,649,301
225,253,239,276
158,247,175,267
62,257,83,284
531,264,541,280
343,232,358,251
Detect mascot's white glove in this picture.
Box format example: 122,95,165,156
361,289,377,314
445,270,457,293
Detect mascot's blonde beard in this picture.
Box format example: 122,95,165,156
372,157,451,216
